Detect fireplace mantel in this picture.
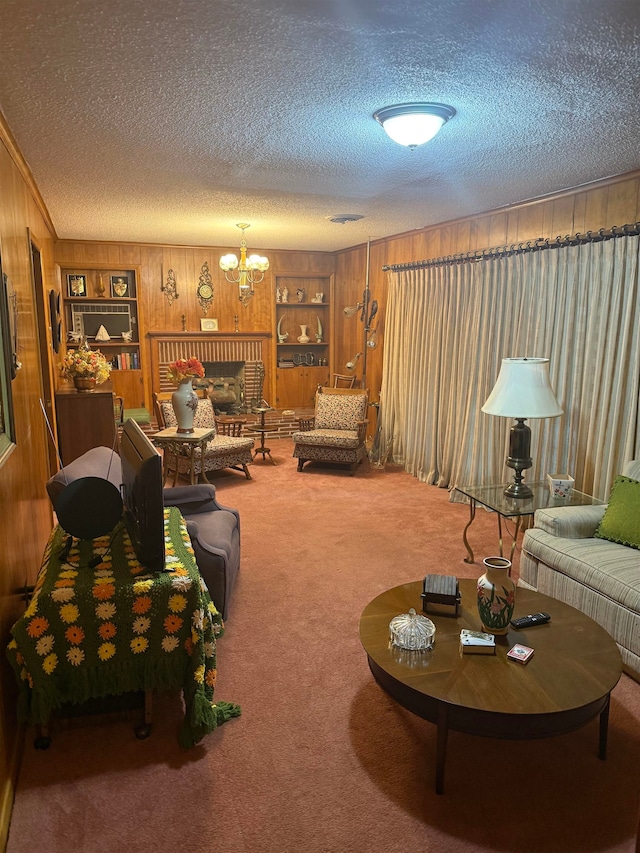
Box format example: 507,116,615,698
147,331,272,341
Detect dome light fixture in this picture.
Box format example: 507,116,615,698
373,102,456,149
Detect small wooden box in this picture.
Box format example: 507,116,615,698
421,574,461,617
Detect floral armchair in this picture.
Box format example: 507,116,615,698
154,394,254,483
292,387,369,475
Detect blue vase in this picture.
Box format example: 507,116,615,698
171,379,198,434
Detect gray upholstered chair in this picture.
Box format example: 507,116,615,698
163,484,240,621
154,394,254,483
292,387,369,475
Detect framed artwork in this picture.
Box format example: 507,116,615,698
110,275,129,298
200,318,218,331
67,274,86,297
49,289,61,353
0,259,16,465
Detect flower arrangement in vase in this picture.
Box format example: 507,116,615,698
59,346,112,391
167,357,205,384
167,357,205,434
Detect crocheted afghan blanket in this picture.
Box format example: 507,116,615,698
7,506,240,747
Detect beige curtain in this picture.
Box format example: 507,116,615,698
380,235,640,501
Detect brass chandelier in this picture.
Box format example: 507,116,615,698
219,223,269,307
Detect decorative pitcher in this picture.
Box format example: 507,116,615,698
476,557,515,635
297,325,310,343
171,378,199,434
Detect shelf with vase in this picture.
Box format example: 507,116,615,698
274,273,333,407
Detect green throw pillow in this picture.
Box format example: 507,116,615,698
594,475,640,550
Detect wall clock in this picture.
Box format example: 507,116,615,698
197,262,214,315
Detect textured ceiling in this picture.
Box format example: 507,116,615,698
1,0,639,252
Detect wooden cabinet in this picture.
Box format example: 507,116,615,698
274,275,333,407
275,367,330,408
55,388,117,465
60,265,145,408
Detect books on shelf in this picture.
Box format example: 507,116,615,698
460,628,496,655
111,352,140,370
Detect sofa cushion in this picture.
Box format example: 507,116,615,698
522,528,640,612
291,428,361,449
594,475,640,550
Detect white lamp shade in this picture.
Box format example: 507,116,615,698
482,358,563,419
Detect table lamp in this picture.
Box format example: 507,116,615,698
482,357,563,498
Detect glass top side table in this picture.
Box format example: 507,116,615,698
454,481,605,566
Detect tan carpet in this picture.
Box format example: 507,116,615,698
7,441,640,853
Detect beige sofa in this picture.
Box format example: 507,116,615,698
520,459,640,681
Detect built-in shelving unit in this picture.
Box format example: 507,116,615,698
274,275,334,408
60,264,145,408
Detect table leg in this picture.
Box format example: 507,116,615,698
190,446,197,485
509,517,523,565
497,514,505,558
598,693,611,760
462,500,476,564
436,702,448,795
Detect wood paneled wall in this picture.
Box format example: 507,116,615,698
0,120,57,850
53,242,335,408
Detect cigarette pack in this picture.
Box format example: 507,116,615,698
507,643,534,664
460,629,496,655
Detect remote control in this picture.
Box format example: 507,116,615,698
510,612,551,629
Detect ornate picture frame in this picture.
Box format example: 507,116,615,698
110,275,129,298
67,273,86,297
200,318,218,331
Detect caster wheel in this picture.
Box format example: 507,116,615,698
135,724,152,739
34,735,51,750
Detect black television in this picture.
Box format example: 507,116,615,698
119,418,165,573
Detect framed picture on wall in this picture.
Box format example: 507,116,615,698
0,261,16,465
200,318,218,331
110,275,129,298
67,274,87,297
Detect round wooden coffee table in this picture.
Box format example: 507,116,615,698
359,579,622,794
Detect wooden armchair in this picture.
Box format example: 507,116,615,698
292,387,369,475
332,374,357,388
153,393,254,483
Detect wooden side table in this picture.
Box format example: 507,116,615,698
152,426,215,485
252,408,277,465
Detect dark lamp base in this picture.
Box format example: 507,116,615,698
504,480,533,499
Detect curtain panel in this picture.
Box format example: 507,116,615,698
380,236,640,501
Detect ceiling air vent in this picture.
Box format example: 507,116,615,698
326,214,364,225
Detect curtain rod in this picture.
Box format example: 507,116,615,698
382,222,640,272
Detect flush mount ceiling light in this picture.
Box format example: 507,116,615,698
373,102,456,149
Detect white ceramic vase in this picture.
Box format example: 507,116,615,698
476,556,515,635
171,378,199,434
298,325,310,343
